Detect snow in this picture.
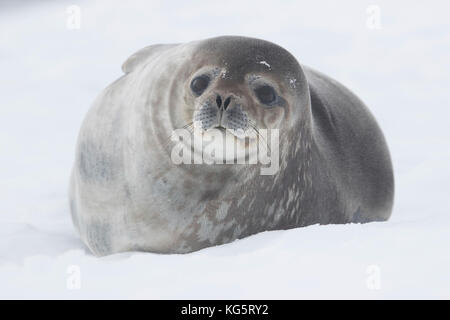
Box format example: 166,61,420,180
258,60,271,69
1,0,450,299
289,79,297,88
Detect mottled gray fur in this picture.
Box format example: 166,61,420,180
69,36,394,256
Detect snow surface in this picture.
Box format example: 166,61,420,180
1,0,449,299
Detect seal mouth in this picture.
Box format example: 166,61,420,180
209,125,249,140
173,125,259,164
215,125,227,133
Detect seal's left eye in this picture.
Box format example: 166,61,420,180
255,85,276,105
191,75,210,96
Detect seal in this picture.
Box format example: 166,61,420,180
69,36,394,256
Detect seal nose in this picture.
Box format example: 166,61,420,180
216,95,222,109
223,96,231,110
215,94,232,110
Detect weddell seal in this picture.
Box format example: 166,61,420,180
69,36,394,256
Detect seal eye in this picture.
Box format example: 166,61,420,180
190,75,210,96
255,85,276,105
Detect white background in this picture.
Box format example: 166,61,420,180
0,0,449,298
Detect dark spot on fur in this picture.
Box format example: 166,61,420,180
200,188,222,201
78,141,116,182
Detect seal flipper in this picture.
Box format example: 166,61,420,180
122,44,179,74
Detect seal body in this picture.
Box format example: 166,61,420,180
69,36,394,256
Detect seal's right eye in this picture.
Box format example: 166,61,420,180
255,85,276,105
190,75,210,96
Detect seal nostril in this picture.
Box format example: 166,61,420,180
224,97,231,110
216,95,222,108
